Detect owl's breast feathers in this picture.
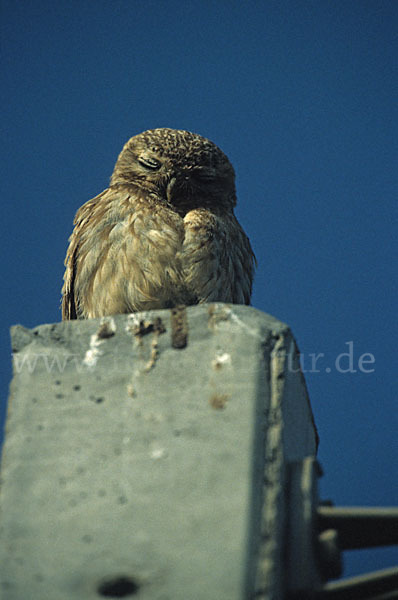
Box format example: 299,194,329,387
62,185,255,319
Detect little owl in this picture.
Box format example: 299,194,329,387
62,128,255,319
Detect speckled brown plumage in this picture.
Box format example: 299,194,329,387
62,128,255,319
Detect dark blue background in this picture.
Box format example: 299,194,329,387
1,0,397,578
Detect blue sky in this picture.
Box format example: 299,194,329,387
1,0,397,579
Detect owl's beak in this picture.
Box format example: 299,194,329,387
166,177,177,203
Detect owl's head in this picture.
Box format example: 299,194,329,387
110,128,237,211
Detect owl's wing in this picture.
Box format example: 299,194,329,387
61,191,108,320
181,209,256,305
62,186,187,319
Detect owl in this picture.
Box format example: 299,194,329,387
62,128,255,319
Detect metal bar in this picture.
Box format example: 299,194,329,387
317,506,398,550
314,566,398,599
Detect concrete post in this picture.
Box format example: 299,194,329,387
0,304,317,600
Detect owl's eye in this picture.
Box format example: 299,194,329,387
138,156,161,170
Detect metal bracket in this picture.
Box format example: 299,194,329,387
285,457,398,599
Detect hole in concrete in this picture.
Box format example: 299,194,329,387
73,385,81,391
97,576,139,597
